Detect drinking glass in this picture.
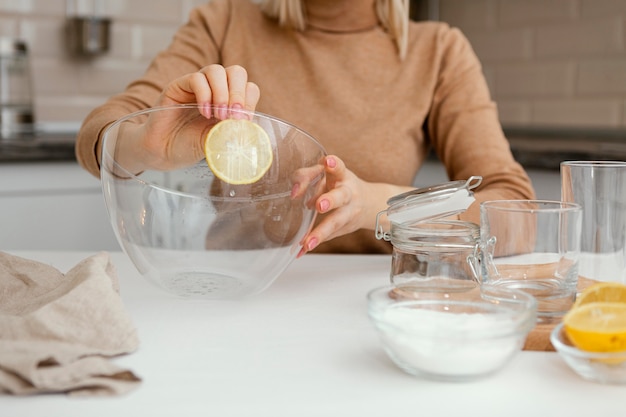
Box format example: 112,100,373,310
561,161,626,284
480,200,582,322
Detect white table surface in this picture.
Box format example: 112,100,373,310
1,250,623,416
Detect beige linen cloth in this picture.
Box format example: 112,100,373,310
0,251,141,396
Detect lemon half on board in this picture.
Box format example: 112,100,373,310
573,282,626,309
563,302,626,353
204,118,273,185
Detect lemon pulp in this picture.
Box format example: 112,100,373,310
564,301,626,353
573,282,626,308
204,118,273,185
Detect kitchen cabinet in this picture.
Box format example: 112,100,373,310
0,161,119,251
0,159,560,251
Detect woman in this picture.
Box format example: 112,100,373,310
76,0,535,255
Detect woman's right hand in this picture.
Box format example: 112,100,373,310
115,64,260,174
160,64,260,115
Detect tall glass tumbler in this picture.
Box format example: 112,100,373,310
480,200,582,323
561,161,626,284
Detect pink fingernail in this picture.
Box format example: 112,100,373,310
307,237,318,251
201,103,211,118
217,104,227,119
291,183,300,198
326,157,337,168
231,103,245,119
319,199,330,212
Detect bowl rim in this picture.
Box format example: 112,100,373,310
367,284,538,338
367,283,537,305
100,103,326,189
550,322,626,360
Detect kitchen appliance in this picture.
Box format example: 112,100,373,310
0,37,35,140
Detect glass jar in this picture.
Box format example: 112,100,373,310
389,219,480,289
376,176,482,290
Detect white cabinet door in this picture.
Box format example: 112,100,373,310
0,161,120,251
0,160,560,251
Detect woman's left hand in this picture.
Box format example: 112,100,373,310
293,155,406,257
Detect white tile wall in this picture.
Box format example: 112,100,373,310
1,0,625,129
495,62,577,98
498,0,578,25
466,28,533,62
578,59,626,94
581,0,626,17
532,98,623,127
441,0,626,129
0,0,203,123
534,17,623,58
439,0,497,30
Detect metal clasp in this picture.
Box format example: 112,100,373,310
374,175,482,241
465,175,482,191
375,210,390,241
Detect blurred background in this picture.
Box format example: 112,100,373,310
0,0,622,131
1,0,625,250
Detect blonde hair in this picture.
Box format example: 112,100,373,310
260,0,409,59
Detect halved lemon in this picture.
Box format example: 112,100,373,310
204,118,273,185
574,282,626,309
563,302,626,353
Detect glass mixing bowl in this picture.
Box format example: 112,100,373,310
100,104,326,298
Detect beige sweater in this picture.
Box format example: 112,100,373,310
76,0,535,254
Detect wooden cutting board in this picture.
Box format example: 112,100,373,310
523,276,598,351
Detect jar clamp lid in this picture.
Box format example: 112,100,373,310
375,176,482,241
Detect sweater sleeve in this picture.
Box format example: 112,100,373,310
75,0,233,177
426,26,536,223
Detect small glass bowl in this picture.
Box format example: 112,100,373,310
367,284,537,381
550,322,626,384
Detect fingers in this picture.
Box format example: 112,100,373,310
290,164,325,200
297,156,359,257
205,64,230,107
244,82,260,111
161,64,259,118
298,207,352,257
225,65,247,108
321,155,344,190
291,155,344,198
314,156,351,214
300,183,351,254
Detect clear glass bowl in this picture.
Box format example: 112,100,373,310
367,284,537,381
101,104,326,298
550,322,626,384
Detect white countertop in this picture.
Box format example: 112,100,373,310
1,251,622,416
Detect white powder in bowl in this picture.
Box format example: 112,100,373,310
375,307,523,379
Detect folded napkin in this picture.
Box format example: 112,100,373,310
0,252,141,396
